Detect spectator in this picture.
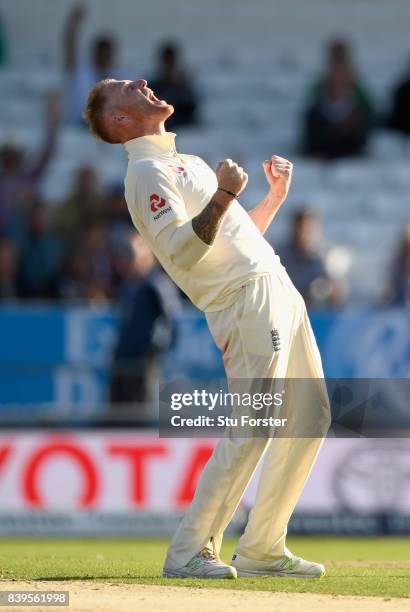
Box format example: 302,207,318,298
105,182,133,253
59,248,104,302
0,93,60,235
384,222,410,306
60,221,113,302
110,232,181,409
150,41,198,129
53,165,105,246
302,39,373,159
63,4,121,124
17,203,62,299
278,208,343,307
387,58,410,137
0,238,18,300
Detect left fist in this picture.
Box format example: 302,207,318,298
263,155,293,202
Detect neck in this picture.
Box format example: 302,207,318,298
121,121,166,143
140,120,167,136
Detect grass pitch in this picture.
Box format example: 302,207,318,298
0,537,409,599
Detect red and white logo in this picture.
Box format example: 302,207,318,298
149,193,167,212
168,165,185,174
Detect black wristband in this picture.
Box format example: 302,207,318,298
217,187,237,198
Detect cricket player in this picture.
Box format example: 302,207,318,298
84,78,330,579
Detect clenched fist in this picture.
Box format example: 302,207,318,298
263,155,293,203
215,159,248,201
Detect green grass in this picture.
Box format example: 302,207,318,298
0,537,409,598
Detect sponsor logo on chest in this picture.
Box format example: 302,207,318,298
149,193,167,212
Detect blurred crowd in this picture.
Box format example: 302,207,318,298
302,38,410,158
0,4,409,314
0,5,200,308
0,106,135,303
62,5,198,128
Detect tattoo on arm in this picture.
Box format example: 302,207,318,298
191,199,228,245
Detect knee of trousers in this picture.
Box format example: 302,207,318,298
212,436,270,472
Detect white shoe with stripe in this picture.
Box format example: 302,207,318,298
163,547,237,579
232,552,325,578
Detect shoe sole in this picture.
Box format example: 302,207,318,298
163,570,237,579
235,568,325,579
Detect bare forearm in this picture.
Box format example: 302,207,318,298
63,10,83,71
63,26,78,71
248,192,283,235
30,124,58,181
192,194,231,245
250,155,293,234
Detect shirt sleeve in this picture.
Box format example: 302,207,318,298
156,220,213,271
132,161,190,238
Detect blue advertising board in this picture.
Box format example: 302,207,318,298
0,306,409,411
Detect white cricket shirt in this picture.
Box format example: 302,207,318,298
124,132,281,311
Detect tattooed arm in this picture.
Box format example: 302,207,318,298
156,191,234,271
155,159,247,271
192,192,233,244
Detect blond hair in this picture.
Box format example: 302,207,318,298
83,79,119,144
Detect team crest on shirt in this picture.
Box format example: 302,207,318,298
168,164,186,174
270,328,281,352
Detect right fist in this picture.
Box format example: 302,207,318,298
216,159,248,198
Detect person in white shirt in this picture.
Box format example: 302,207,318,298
84,77,330,580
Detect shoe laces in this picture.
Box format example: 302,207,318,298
199,546,218,562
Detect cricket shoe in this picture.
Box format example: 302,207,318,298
232,552,325,578
163,547,237,579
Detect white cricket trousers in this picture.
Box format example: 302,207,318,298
165,269,330,569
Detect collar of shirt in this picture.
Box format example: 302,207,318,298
124,132,177,159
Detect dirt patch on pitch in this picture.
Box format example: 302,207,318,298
0,581,408,612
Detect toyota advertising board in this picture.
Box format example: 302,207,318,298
0,432,409,536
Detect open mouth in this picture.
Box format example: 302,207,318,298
144,87,168,107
